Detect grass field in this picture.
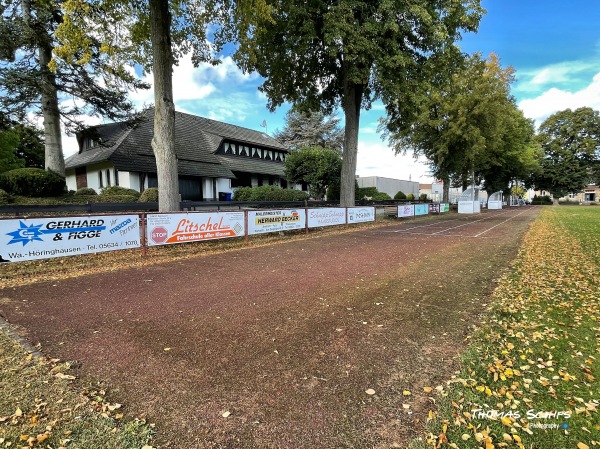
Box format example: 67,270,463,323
411,207,600,449
0,327,154,449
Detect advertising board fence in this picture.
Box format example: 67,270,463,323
247,209,306,235
147,212,245,246
0,214,140,262
1,203,431,263
347,207,375,224
307,208,346,228
397,204,415,218
414,204,429,216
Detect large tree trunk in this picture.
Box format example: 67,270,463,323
23,0,65,176
340,72,363,208
150,0,179,212
442,175,450,203
38,43,65,176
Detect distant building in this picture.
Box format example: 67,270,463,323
531,185,600,203
418,182,444,201
356,176,419,198
558,185,600,203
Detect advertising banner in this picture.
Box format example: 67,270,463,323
414,204,429,216
397,204,415,218
307,208,346,228
347,207,375,223
0,214,140,262
440,203,450,213
147,212,244,246
429,203,440,214
247,209,305,235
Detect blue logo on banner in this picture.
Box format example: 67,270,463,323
6,221,45,246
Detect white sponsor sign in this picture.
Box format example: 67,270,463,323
147,212,244,246
397,204,415,218
247,209,305,235
307,208,346,228
347,207,375,223
0,215,140,262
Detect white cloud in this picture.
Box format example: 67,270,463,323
128,54,221,106
515,57,600,94
519,71,600,125
356,139,432,182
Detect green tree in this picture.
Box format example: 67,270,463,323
0,128,22,173
383,53,538,200
273,109,344,153
0,0,148,175
533,107,600,198
236,0,484,207
11,124,45,168
284,146,342,200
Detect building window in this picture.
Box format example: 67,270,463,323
225,143,233,154
264,150,272,161
252,147,261,158
114,169,119,186
98,171,103,188
241,146,249,156
106,169,111,186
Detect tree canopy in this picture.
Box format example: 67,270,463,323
236,0,484,206
0,119,45,172
284,146,342,200
273,110,344,153
0,0,149,175
533,107,600,198
382,52,539,199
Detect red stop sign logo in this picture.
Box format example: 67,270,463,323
151,226,168,244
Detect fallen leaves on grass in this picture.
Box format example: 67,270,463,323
0,330,154,448
419,208,600,449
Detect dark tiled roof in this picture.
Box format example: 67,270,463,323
66,109,282,179
217,155,285,176
176,111,287,151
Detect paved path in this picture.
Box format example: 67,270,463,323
1,207,540,448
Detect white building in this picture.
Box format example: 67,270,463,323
356,176,419,198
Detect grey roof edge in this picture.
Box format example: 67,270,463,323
65,126,135,170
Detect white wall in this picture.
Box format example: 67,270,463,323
357,176,419,198
65,169,77,192
128,172,140,191
216,178,231,194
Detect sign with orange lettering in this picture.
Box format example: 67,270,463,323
147,212,245,246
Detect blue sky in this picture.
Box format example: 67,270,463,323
63,0,600,183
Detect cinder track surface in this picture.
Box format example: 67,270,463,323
1,207,540,448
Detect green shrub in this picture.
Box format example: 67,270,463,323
100,185,141,199
0,188,13,204
232,187,252,201
138,187,159,202
88,194,139,203
394,191,406,200
75,187,97,196
532,194,552,205
232,185,308,202
357,186,379,198
406,193,415,201
372,192,392,200
0,168,66,197
419,193,428,201
326,179,340,201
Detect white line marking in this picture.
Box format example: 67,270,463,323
473,208,532,237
